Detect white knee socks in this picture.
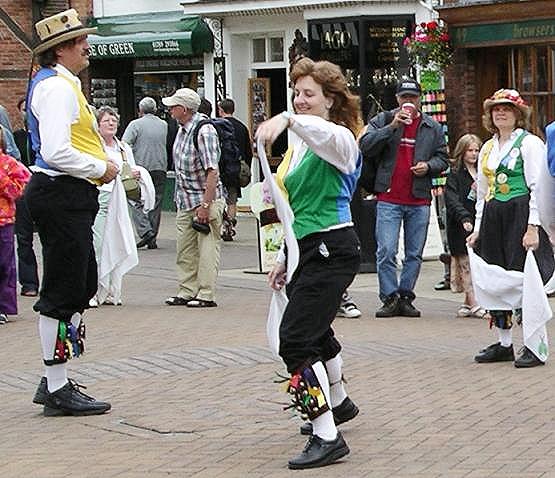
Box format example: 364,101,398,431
325,354,347,407
310,361,337,441
498,328,513,347
39,315,68,393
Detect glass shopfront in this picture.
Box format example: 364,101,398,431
308,16,414,119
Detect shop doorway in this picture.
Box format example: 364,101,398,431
255,68,287,160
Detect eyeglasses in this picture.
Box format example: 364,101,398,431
100,117,118,124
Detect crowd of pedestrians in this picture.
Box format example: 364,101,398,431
2,5,555,472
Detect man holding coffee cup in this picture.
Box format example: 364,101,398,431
360,78,448,318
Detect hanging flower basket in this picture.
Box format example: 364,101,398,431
403,21,453,72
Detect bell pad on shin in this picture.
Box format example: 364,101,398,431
489,310,512,329
44,320,86,366
287,364,330,421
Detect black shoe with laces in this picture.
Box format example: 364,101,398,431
288,432,350,469
474,342,515,363
43,381,111,416
514,347,544,368
300,396,359,435
32,376,48,405
375,296,400,318
398,297,421,317
33,377,96,405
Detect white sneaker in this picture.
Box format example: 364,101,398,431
89,297,98,308
337,302,361,318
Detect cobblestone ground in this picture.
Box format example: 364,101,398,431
2,214,555,478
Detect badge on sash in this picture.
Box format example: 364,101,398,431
496,172,508,184
498,183,510,194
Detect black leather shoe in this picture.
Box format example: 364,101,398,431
434,279,450,290
43,381,111,416
375,296,399,318
300,396,359,435
474,342,514,363
136,233,155,249
288,432,349,469
514,347,545,368
147,239,158,249
398,298,421,317
33,376,47,405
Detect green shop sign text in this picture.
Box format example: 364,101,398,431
453,19,555,47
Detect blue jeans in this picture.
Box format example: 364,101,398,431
375,201,430,302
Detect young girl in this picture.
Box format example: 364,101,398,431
445,133,487,318
0,125,31,324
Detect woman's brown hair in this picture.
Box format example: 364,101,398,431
451,133,482,171
290,58,363,136
482,104,530,134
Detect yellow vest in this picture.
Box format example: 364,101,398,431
59,74,107,185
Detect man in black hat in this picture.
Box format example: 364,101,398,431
359,78,448,318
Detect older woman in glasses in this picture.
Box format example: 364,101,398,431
91,106,139,306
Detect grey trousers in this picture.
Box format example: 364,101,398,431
131,170,166,240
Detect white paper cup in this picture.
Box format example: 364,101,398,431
401,103,416,125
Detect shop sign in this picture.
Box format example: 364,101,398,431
90,42,136,57
453,19,555,47
308,21,359,65
368,24,406,64
89,38,192,59
135,56,204,71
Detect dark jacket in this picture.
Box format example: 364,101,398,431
359,109,449,200
445,164,476,256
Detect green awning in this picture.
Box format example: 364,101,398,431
88,12,213,59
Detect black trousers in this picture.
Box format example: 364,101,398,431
15,194,39,292
279,227,361,373
25,173,99,322
476,195,554,283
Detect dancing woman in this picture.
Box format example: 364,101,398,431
256,58,362,469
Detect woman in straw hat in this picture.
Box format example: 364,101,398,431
467,89,554,367
25,9,118,416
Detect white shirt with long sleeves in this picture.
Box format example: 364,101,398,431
287,114,359,175
475,128,544,232
30,64,106,180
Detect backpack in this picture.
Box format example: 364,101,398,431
358,110,394,193
193,118,241,188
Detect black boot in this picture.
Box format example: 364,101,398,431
514,347,545,368
300,397,359,435
398,297,421,317
375,295,400,318
474,342,515,363
32,376,48,405
43,381,111,416
288,432,349,469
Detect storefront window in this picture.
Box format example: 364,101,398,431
511,46,555,137
270,37,284,62
308,17,413,118
253,38,266,62
134,72,203,114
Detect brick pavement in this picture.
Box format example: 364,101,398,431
2,213,555,478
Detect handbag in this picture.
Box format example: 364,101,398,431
118,141,141,201
238,159,251,188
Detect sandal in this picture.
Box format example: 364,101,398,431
469,305,489,319
165,296,193,306
186,299,217,308
457,305,471,317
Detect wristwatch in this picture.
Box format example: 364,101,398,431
200,201,210,209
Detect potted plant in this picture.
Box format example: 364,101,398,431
404,21,453,72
